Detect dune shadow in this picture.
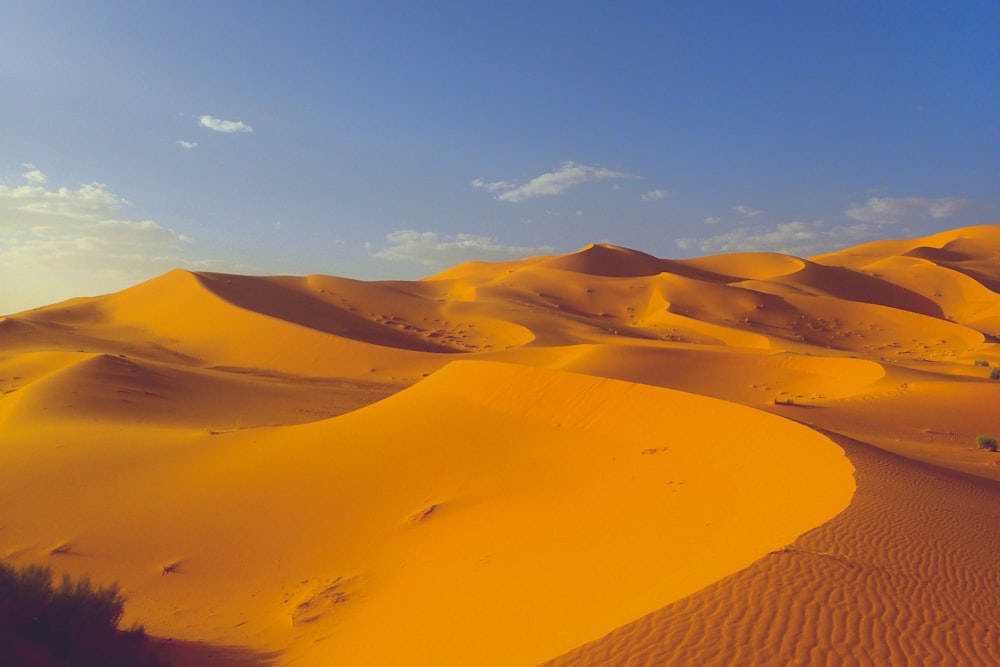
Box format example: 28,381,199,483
798,263,946,318
771,400,824,409
154,637,282,667
194,272,463,354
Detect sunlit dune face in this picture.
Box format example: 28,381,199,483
2,225,1000,666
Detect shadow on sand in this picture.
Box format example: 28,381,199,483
154,637,282,667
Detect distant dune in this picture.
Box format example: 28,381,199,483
2,225,1000,665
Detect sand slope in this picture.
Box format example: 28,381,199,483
542,435,1000,667
2,224,1000,665
0,361,852,666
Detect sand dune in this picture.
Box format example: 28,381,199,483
0,361,853,666
542,435,1000,667
2,225,1000,665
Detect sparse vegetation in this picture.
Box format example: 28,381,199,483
0,561,163,666
991,367,1000,381
976,434,998,452
974,359,990,367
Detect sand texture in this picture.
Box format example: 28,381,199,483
2,225,1000,665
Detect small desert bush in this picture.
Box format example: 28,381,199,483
977,434,998,452
974,359,990,367
990,367,1000,380
0,561,163,666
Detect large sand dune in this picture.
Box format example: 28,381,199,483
2,225,999,665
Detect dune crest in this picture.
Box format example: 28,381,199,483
536,243,667,277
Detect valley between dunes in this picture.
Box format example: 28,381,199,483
2,225,1000,665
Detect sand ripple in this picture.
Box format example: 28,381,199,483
541,434,1000,666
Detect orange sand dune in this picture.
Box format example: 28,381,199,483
813,224,1000,300
542,434,1000,667
679,250,805,281
0,352,396,430
0,361,851,666
2,224,1000,665
9,269,446,381
507,344,887,405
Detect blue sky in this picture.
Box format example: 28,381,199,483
2,1,997,313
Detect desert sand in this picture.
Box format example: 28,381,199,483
2,225,999,665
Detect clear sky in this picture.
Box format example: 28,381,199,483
2,1,997,313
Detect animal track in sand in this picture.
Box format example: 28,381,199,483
409,503,440,523
288,576,357,626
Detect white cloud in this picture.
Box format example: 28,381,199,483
676,221,875,257
844,196,971,224
544,209,584,218
22,167,47,184
0,169,195,313
471,177,514,193
702,216,721,225
3,181,122,219
175,140,198,149
474,161,634,203
373,230,554,267
733,204,763,217
641,189,674,202
199,115,253,133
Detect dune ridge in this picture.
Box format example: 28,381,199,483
0,361,853,666
2,224,1000,665
542,434,1000,667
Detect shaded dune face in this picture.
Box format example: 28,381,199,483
535,243,669,277
1,225,1000,666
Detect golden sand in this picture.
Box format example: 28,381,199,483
2,225,1000,665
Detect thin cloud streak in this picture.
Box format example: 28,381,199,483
733,204,763,217
677,221,875,257
199,115,253,133
641,189,674,202
474,161,634,202
373,230,553,267
470,177,514,194
844,196,971,224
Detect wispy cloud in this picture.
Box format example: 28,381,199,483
676,221,874,257
733,204,763,217
641,189,674,202
199,115,253,133
702,216,721,225
175,140,198,149
0,168,197,312
844,196,971,224
473,161,633,202
373,230,554,266
470,177,514,193
22,164,47,184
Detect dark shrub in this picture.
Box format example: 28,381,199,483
0,561,163,667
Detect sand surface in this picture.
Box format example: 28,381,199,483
2,225,999,665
